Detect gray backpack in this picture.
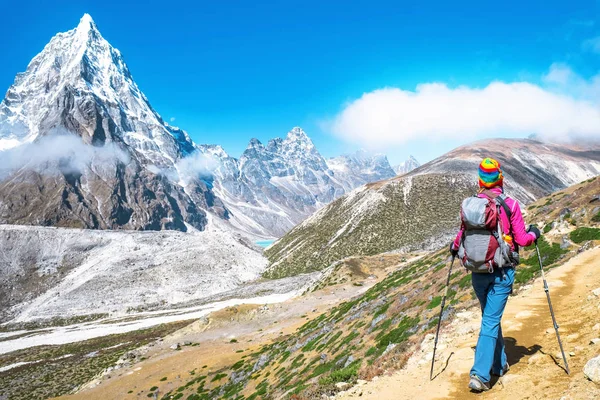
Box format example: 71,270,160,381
457,191,516,274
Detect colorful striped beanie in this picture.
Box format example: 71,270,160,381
478,158,503,189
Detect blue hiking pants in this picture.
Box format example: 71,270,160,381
470,267,514,383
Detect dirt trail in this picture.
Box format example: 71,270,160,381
339,247,600,400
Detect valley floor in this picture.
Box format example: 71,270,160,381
336,246,600,400
54,266,384,400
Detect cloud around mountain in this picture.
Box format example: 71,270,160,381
328,64,600,149
0,131,130,179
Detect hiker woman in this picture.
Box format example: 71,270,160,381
449,158,541,392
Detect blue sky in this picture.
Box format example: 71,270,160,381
1,0,599,165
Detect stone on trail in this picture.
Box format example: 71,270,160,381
584,355,600,383
590,338,600,345
170,343,180,350
593,323,600,331
592,288,600,297
528,353,545,365
335,382,350,390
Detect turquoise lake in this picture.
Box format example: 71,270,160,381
255,239,276,248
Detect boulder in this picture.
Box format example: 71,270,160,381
584,355,600,383
383,343,397,355
344,355,355,368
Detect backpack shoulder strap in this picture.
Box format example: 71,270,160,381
495,194,512,220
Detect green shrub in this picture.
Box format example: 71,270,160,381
318,360,362,385
426,296,442,309
543,224,552,234
365,346,378,357
522,237,567,266
211,373,227,382
458,274,472,289
376,317,419,349
569,227,600,243
515,265,538,284
592,212,600,223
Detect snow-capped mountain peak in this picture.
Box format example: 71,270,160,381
77,13,96,30
394,155,420,175
283,127,314,148
0,13,194,166
327,150,396,186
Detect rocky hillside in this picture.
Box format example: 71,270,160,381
265,173,477,278
265,139,600,278
413,138,600,202
0,223,267,324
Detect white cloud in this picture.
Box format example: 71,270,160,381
328,66,600,149
542,63,600,102
170,117,176,122
177,152,217,179
582,36,600,53
0,131,130,179
543,63,575,85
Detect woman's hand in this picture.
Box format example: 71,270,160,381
449,242,459,257
527,225,541,240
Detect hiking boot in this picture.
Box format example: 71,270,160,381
469,375,490,392
492,363,510,377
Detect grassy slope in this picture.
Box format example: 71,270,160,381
158,176,600,400
0,321,191,400
264,174,476,279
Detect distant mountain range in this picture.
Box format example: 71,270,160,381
394,155,420,175
0,14,404,238
265,138,600,278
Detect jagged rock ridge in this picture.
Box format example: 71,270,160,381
198,129,396,237
394,155,420,175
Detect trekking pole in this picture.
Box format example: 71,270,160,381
535,242,570,375
430,256,455,381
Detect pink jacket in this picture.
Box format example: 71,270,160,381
452,187,537,251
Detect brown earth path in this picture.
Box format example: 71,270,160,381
338,246,600,400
